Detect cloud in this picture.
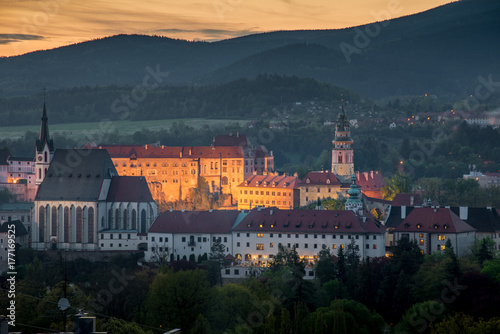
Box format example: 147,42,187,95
0,34,44,44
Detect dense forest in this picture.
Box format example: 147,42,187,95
0,75,360,126
1,237,499,333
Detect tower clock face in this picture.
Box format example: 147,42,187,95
38,156,43,161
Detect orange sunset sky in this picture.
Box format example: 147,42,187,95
0,0,456,57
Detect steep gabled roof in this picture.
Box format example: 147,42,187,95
384,206,415,228
99,145,244,159
0,149,9,165
238,174,300,189
355,171,384,192
36,149,117,201
393,207,476,233
212,134,248,147
0,220,28,237
106,176,154,203
392,193,422,207
149,210,240,234
301,171,341,186
449,207,500,233
233,208,384,234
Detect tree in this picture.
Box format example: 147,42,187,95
315,245,336,284
190,314,212,334
279,308,292,334
0,187,16,202
102,318,153,334
395,300,448,334
381,171,413,200
147,268,214,332
205,239,226,286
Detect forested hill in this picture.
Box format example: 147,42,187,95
0,0,499,99
0,75,359,126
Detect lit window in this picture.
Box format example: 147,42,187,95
256,244,264,250
257,233,264,238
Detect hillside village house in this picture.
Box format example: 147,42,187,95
237,173,301,210
391,207,476,256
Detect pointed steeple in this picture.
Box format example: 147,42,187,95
36,90,54,153
345,174,363,213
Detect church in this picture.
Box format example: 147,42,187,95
31,103,158,251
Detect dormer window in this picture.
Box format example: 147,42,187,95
306,179,310,184
326,179,330,184
417,224,421,229
434,224,439,229
444,224,448,230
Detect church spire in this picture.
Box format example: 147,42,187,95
36,89,54,153
331,96,354,182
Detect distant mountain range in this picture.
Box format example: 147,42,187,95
0,0,499,100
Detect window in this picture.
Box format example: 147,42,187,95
234,269,239,275
333,245,337,249
366,244,369,249
356,235,359,239
322,235,326,239
439,245,445,251
305,244,308,248
224,237,227,242
419,239,424,245
314,234,317,239
270,242,274,248
257,233,264,238
237,242,240,247
270,233,273,238
340,235,344,239
295,234,299,238
182,237,186,242
373,244,377,249
237,233,240,237
333,235,336,239
373,235,376,240
438,235,445,241
246,242,250,247
152,237,155,242
225,269,230,275
419,233,424,238
256,244,264,250
246,233,250,237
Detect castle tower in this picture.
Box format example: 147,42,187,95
331,102,354,182
35,97,54,185
345,175,363,213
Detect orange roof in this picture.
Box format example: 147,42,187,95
238,174,300,189
356,171,384,191
98,145,244,159
301,171,341,186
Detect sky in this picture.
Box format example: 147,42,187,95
0,0,456,57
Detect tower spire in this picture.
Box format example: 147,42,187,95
35,90,54,185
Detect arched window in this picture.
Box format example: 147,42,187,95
44,151,48,162
76,207,83,243
51,206,57,237
115,208,121,230
131,209,137,230
64,207,69,243
108,208,113,229
222,176,228,185
38,168,41,179
88,207,94,243
39,206,45,243
141,209,146,233
123,209,129,230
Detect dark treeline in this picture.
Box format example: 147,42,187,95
0,75,359,126
1,237,499,333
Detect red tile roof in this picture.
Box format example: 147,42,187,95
234,207,384,234
393,207,476,233
238,174,300,189
212,134,248,147
106,176,154,202
149,210,241,234
301,171,341,186
391,193,422,207
356,171,384,191
98,145,244,159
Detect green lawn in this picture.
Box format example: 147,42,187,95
0,118,250,140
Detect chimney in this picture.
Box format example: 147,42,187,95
180,150,183,158
410,196,414,206
270,209,273,216
401,205,407,219
189,147,192,155
459,206,468,220
229,131,233,136
236,132,239,137
145,144,148,149
370,171,374,178
364,172,368,180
